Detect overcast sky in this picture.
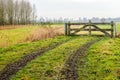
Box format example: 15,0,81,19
29,0,120,19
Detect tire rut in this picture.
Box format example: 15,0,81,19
60,39,100,80
0,40,70,80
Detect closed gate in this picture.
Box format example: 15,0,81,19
65,20,116,38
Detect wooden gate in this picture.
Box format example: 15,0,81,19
65,21,116,38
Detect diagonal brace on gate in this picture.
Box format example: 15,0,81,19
91,25,111,37
71,25,89,34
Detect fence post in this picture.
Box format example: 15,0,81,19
89,20,92,36
111,21,114,38
114,23,117,38
65,23,68,36
67,21,71,36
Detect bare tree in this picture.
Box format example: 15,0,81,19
25,1,32,24
14,0,19,24
0,0,36,26
7,0,14,25
0,0,5,25
32,4,37,25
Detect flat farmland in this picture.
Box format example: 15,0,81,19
0,23,120,80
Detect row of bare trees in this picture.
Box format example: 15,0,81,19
0,0,36,25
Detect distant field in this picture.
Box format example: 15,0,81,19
0,23,119,47
0,22,120,46
0,26,40,47
0,25,29,30
0,25,64,47
116,22,120,32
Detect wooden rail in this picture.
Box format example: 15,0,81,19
65,20,116,38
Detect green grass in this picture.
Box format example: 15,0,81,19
116,22,120,32
10,37,97,80
0,26,41,47
78,38,120,80
0,36,74,71
0,23,120,80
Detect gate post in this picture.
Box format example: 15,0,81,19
89,20,92,36
111,21,114,38
65,23,68,36
67,21,71,36
114,23,117,38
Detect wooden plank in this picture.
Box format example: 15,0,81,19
66,23,111,25
92,23,111,25
67,23,88,25
71,29,112,31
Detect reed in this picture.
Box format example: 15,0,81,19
25,27,64,42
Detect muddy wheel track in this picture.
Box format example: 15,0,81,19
0,40,70,80
60,39,100,80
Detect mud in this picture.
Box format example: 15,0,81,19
60,40,100,80
0,41,67,80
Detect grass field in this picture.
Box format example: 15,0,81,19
10,37,96,80
0,25,64,47
0,26,40,47
0,23,120,80
78,38,120,80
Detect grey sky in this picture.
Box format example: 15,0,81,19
29,0,120,19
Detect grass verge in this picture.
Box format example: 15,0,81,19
78,38,120,80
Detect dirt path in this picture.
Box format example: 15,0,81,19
60,39,100,80
0,40,69,80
